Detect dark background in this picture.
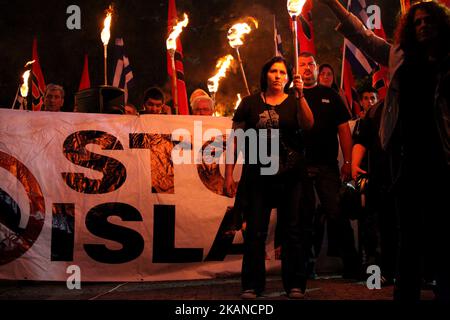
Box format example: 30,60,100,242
0,0,399,112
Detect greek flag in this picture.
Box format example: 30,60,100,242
112,38,134,103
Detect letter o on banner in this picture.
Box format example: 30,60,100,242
0,151,45,265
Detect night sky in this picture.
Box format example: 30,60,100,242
0,0,399,112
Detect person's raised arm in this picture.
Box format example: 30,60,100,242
319,0,391,67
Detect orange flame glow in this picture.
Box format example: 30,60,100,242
20,70,31,97
207,54,234,94
227,18,258,49
24,60,35,68
166,13,189,51
287,0,306,17
19,60,35,97
101,7,113,45
234,94,242,110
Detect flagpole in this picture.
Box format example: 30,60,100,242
11,87,20,109
104,45,108,85
340,41,346,89
273,15,277,57
287,0,306,74
169,49,179,114
101,7,113,86
340,0,351,89
292,16,299,73
235,47,250,96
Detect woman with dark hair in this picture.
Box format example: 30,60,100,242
321,0,450,301
318,63,352,116
224,56,313,299
318,63,339,91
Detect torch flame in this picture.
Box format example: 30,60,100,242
24,60,35,68
20,70,31,98
101,7,113,45
287,0,307,17
227,18,258,49
166,13,189,51
19,60,35,98
234,94,242,110
207,54,234,94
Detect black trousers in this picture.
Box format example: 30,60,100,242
241,175,312,294
366,185,397,281
304,164,359,274
394,172,450,301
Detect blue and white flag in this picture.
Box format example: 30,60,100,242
342,0,378,77
112,38,134,103
273,15,284,57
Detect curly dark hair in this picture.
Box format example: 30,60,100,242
260,56,293,94
395,1,450,59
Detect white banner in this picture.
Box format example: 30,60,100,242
0,109,280,281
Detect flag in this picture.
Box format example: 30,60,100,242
112,38,134,103
342,59,361,117
341,0,379,117
371,24,389,100
273,15,284,57
297,0,315,55
78,54,91,91
31,38,46,111
167,0,189,115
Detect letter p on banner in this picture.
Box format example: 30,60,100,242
66,265,81,289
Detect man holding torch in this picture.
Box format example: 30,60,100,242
297,52,360,281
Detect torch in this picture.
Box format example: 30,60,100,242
101,6,113,86
227,19,258,96
11,60,35,109
166,13,189,115
207,54,234,113
287,0,306,74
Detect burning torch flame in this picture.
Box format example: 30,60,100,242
166,13,189,51
207,55,234,94
20,70,31,97
19,60,35,97
287,0,306,17
234,94,242,110
101,7,113,45
24,60,35,68
227,18,258,49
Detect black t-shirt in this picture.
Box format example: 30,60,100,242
232,92,302,169
303,85,351,165
353,102,391,186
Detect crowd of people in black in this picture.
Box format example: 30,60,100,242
27,0,449,301
224,0,449,301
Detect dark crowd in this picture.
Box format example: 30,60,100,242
224,0,449,301
9,0,449,302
